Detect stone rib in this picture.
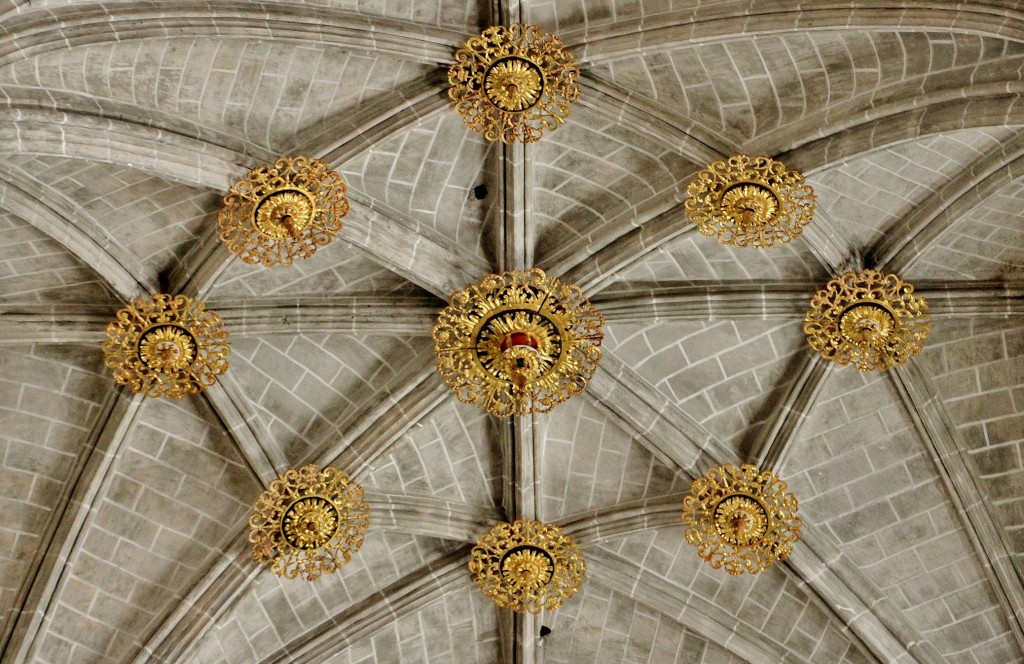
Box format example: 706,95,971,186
890,363,1024,652
368,494,499,543
588,549,811,664
563,4,1024,64
324,360,449,475
258,547,472,664
131,368,448,664
580,72,739,165
0,170,151,302
209,295,442,337
0,2,461,68
315,77,451,166
132,533,258,664
0,390,145,664
873,140,1024,274
583,351,933,664
0,108,241,190
559,493,685,546
344,196,490,299
750,353,833,470
788,531,947,664
3,284,1016,347
780,94,1024,178
591,281,815,322
202,378,281,484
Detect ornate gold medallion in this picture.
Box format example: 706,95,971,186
137,325,197,372
682,464,801,575
501,546,555,591
713,495,769,547
685,155,815,248
103,294,230,399
249,465,369,581
254,189,316,240
282,496,339,550
484,57,544,112
218,156,348,266
433,268,604,417
449,24,579,143
804,269,930,371
839,303,895,346
469,520,584,613
721,183,779,230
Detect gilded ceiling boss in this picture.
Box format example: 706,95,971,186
432,268,604,418
685,154,816,248
449,24,581,144
218,156,349,267
805,268,931,371
249,464,370,582
103,293,230,398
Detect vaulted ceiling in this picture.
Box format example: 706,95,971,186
1,2,1023,663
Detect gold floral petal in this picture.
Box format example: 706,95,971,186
713,495,769,547
137,325,197,372
282,496,339,550
254,189,316,240
485,57,544,112
500,547,555,592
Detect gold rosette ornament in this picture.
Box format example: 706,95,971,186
682,464,801,575
249,465,369,581
449,24,580,143
804,269,930,371
432,268,604,417
103,293,230,398
685,154,815,248
469,520,585,613
218,156,349,266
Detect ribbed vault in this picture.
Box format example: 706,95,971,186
1,1,1023,663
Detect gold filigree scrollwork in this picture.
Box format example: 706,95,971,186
681,464,801,575
469,520,585,613
432,268,604,417
804,268,931,371
218,156,349,266
449,24,580,143
249,465,369,581
102,293,230,398
685,154,816,248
